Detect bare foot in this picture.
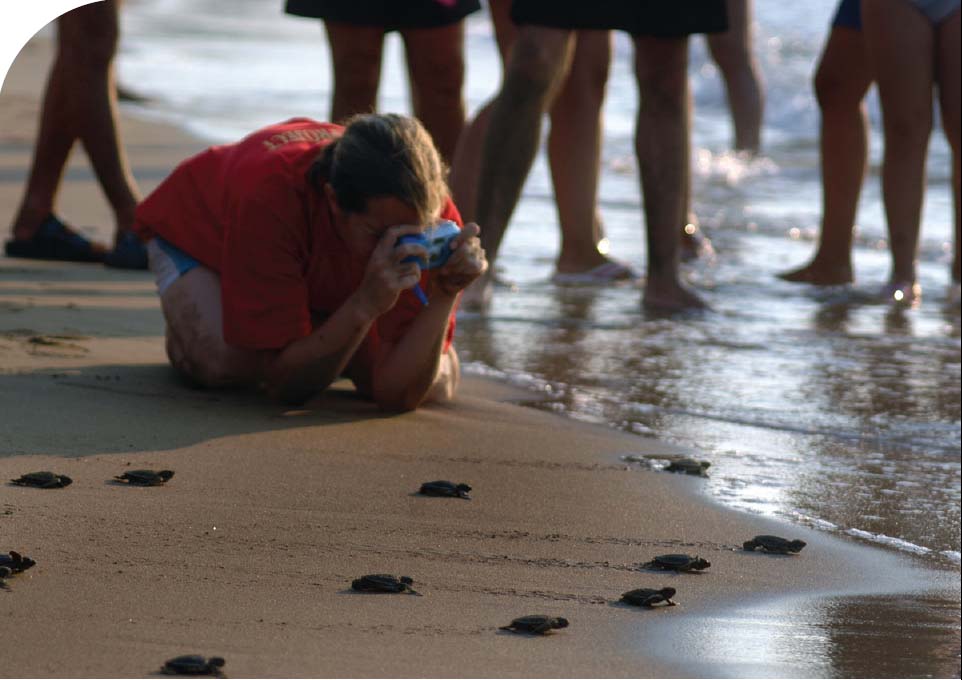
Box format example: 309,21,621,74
551,258,640,285
778,257,853,285
643,275,708,312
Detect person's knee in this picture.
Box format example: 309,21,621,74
708,40,751,76
334,67,380,105
506,34,570,100
814,67,865,112
59,9,118,70
330,44,382,106
634,41,687,108
411,55,465,110
566,51,610,104
636,70,687,114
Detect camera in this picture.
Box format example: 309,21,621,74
396,220,461,270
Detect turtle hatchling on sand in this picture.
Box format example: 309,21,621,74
500,615,569,635
664,458,711,476
620,587,678,607
10,471,72,488
642,554,711,572
418,480,471,499
743,535,807,554
351,574,421,595
114,469,175,486
0,550,36,574
160,655,226,676
0,566,12,591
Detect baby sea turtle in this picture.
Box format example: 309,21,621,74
418,480,471,499
620,587,678,607
10,471,72,488
665,458,711,476
351,574,421,595
0,566,12,591
0,551,36,573
114,469,175,486
743,535,807,554
500,615,569,635
642,554,711,572
160,655,225,676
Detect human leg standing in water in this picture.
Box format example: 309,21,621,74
547,30,640,282
467,24,576,309
449,1,635,287
634,35,707,310
861,0,960,303
706,0,765,154
5,0,146,268
780,0,871,285
465,2,727,311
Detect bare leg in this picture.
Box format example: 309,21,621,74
634,36,706,310
863,0,933,294
10,0,138,247
936,9,961,283
448,103,492,225
160,267,262,388
548,31,622,274
401,22,467,165
448,0,515,222
464,26,576,307
780,26,872,284
706,0,764,153
323,21,385,123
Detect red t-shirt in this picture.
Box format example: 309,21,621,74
134,117,459,369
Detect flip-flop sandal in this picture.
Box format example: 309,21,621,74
104,231,149,270
4,214,106,263
551,260,641,286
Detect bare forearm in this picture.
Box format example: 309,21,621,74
263,294,375,404
373,293,459,411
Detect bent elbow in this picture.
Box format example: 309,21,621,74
374,390,424,414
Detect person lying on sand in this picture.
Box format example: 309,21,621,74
133,114,487,410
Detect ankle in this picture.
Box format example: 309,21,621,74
10,205,52,239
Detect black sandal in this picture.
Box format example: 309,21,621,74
4,214,106,263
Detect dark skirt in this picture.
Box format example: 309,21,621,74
510,0,729,37
285,0,482,30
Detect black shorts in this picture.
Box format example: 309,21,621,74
510,0,729,37
285,0,481,29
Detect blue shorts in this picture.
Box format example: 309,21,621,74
832,0,861,29
908,0,960,24
147,237,201,295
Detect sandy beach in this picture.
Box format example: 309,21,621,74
1,35,959,679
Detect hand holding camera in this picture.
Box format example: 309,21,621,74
396,220,486,304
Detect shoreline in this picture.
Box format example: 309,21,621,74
1,34,959,678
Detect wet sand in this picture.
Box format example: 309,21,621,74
1,35,958,678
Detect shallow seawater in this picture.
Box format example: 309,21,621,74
644,592,962,678
112,0,961,567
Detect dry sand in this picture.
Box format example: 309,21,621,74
0,35,956,678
